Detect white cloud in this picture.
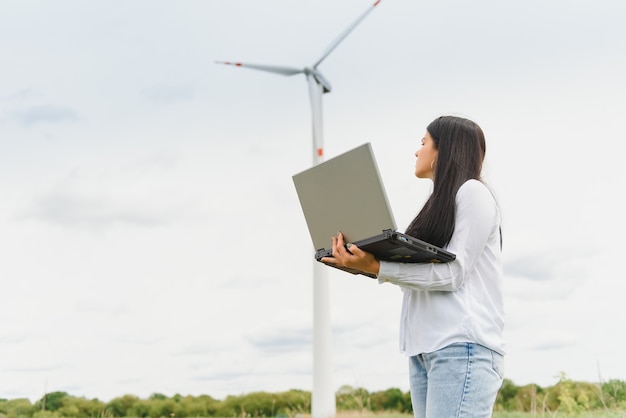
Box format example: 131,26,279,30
10,104,80,126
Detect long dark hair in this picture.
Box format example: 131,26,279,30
405,116,486,247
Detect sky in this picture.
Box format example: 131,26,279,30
1,0,626,404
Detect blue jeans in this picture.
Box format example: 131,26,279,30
408,343,504,418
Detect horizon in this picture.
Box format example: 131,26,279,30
3,373,622,403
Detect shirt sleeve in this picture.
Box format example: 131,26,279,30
377,180,499,291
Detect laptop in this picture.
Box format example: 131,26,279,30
292,142,455,278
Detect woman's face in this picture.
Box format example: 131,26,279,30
415,131,438,179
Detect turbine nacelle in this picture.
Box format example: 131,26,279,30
305,67,332,94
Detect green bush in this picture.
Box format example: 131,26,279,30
1,378,626,418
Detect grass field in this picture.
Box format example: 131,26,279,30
328,411,626,418
493,412,626,418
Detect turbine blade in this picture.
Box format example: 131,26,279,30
313,0,382,69
215,61,303,76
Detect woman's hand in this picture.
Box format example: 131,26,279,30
320,232,380,276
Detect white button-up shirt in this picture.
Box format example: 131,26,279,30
377,179,505,356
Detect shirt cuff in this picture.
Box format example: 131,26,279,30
377,260,399,285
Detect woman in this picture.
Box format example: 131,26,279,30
322,115,505,417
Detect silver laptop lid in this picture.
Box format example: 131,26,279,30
292,142,397,251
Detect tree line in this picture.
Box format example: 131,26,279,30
1,375,625,418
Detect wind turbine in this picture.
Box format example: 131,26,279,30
216,2,381,417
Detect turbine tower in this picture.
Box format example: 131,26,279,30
216,3,381,417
